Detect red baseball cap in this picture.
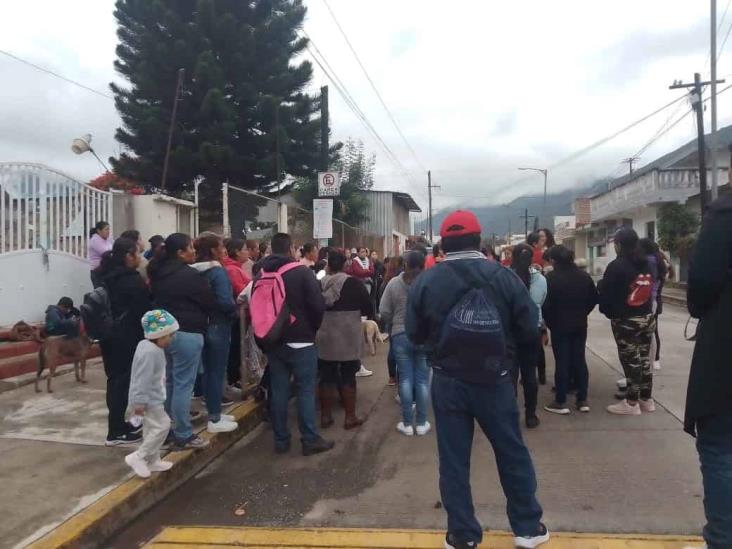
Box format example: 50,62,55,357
440,210,482,238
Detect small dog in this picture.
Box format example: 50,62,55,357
362,319,387,356
35,335,92,393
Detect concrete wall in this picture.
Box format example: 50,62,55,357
0,250,92,326
130,196,193,243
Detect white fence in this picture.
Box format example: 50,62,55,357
0,162,112,257
0,163,111,326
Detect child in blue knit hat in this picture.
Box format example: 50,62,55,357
124,309,179,479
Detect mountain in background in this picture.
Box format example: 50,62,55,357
418,179,608,240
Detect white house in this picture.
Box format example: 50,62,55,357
581,126,732,277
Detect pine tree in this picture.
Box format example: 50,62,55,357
110,0,321,221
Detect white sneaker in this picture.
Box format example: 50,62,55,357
607,400,642,416
639,399,656,413
653,360,661,371
514,525,550,548
221,414,236,422
395,392,401,404
149,459,174,472
616,378,628,390
125,452,151,478
396,422,414,436
416,421,431,436
207,419,238,433
355,364,373,377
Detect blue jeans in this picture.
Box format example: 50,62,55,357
392,333,430,425
697,412,732,549
164,331,204,442
551,329,589,404
266,344,320,448
432,372,543,544
203,323,231,422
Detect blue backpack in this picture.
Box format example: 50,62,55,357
436,262,508,376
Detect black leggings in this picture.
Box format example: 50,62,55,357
511,343,538,416
654,316,661,361
319,360,359,388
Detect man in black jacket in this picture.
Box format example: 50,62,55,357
686,194,732,549
255,233,333,456
406,210,548,549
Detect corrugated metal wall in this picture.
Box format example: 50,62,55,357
359,191,393,237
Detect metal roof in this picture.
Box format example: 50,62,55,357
367,190,422,212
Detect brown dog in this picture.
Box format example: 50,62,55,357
362,319,387,356
35,335,92,393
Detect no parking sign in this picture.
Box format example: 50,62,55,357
318,171,341,197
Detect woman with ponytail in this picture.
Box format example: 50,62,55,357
96,237,151,445
149,233,218,450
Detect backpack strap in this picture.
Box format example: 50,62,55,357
277,262,304,276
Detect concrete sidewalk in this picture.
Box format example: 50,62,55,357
0,359,263,549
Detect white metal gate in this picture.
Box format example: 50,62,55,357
0,162,112,258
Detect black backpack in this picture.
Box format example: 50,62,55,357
436,262,508,376
80,285,115,341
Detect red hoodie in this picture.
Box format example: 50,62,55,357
221,256,251,297
348,256,374,280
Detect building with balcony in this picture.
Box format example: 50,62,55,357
581,126,732,278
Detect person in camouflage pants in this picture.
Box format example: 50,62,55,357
611,315,655,402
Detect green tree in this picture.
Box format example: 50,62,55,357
658,202,699,258
294,139,375,226
110,0,321,222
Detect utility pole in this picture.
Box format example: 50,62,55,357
427,171,440,242
320,86,329,171
161,68,185,192
519,208,537,239
275,101,281,198
670,73,725,215
711,0,720,200
622,156,640,175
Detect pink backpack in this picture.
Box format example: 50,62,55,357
250,262,302,349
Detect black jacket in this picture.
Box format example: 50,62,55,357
150,260,217,334
543,266,598,334
406,254,539,385
101,266,152,344
331,277,372,317
598,255,653,319
258,255,325,344
685,194,732,435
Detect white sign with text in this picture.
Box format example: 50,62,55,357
313,199,333,240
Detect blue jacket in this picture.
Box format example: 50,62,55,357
406,252,539,384
192,262,237,325
44,305,79,337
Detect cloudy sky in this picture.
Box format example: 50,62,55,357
0,1,728,216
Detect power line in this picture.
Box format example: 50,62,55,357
0,48,113,100
301,34,426,202
321,0,425,172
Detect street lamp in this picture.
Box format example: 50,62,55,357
71,134,110,172
518,167,548,219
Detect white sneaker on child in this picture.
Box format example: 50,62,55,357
149,459,174,472
416,421,431,436
125,452,151,478
397,422,414,436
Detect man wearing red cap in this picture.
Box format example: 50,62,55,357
406,210,549,549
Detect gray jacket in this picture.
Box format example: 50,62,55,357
379,273,410,336
127,339,166,410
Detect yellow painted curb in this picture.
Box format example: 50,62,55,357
27,399,264,549
145,527,703,549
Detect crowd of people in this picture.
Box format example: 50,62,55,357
49,199,727,549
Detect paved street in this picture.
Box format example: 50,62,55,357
110,304,705,547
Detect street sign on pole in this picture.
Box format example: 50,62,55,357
318,172,341,197
313,199,334,240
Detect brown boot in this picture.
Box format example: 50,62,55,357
340,385,365,429
319,384,336,428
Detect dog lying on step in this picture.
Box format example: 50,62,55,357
35,335,92,393
362,319,388,356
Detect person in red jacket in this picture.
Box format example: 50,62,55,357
222,238,251,297
348,247,375,294
222,238,251,389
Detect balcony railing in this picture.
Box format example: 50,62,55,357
591,168,728,221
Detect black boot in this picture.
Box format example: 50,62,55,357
302,436,335,456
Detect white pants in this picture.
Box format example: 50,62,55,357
137,406,171,463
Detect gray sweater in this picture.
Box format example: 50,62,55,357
127,339,167,409
379,273,410,336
